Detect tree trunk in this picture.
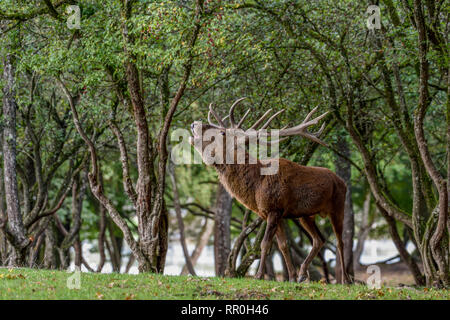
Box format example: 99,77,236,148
73,238,82,269
43,220,58,269
169,160,196,275
125,254,136,273
213,183,232,276
354,191,373,266
236,221,266,277
334,135,355,282
117,0,201,273
181,218,214,275
96,173,107,273
0,138,7,265
379,205,425,285
412,0,449,287
225,217,263,277
264,247,276,280
2,47,30,266
106,222,123,273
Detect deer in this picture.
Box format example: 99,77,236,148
189,97,351,284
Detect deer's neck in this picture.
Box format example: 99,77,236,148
213,152,263,211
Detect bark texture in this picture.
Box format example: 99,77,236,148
334,135,355,282
214,183,232,276
2,48,30,265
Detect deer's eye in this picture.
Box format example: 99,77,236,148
220,131,225,136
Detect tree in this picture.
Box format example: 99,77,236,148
213,183,232,276
1,24,30,265
334,134,355,282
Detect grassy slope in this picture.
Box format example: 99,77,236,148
0,268,448,300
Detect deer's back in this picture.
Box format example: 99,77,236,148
254,158,344,219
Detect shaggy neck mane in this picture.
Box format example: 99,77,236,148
212,150,266,211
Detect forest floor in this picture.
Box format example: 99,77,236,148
353,261,417,286
0,267,448,300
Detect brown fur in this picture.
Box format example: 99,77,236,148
190,122,350,283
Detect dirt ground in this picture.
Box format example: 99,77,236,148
354,262,416,286
273,261,418,286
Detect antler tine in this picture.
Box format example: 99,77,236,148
208,103,226,128
299,132,328,146
236,108,251,129
258,136,289,145
277,110,330,146
260,109,285,129
302,105,320,124
315,122,326,136
207,110,221,129
279,111,329,135
298,122,327,146
229,97,246,128
248,108,273,130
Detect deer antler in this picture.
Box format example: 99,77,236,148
248,105,329,146
209,98,250,129
207,99,329,146
228,97,247,128
274,106,329,146
208,103,226,128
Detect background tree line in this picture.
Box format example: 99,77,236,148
0,0,448,288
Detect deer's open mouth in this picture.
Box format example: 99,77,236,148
189,123,196,145
190,122,201,142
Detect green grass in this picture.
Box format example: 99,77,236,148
0,267,448,300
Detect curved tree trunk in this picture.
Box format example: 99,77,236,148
378,205,425,286
43,220,58,269
214,183,232,276
1,42,30,266
0,143,7,265
96,172,107,273
181,218,214,275
58,0,204,274
169,160,196,276
354,191,373,266
334,135,355,282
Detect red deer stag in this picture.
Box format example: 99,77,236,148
189,98,350,284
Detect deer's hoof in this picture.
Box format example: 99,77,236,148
297,275,308,283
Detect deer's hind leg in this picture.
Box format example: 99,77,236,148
275,222,296,282
297,216,325,283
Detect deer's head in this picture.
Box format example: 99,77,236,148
189,97,329,166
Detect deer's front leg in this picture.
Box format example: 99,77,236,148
255,213,279,280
